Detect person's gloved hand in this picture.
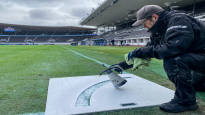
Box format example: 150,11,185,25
108,64,123,73
127,50,135,61
125,53,150,70
127,48,142,61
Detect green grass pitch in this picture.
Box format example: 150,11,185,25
0,45,204,115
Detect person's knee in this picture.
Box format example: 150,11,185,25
164,58,178,83
164,57,183,75
164,56,190,83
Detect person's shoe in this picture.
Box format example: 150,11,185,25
159,101,198,113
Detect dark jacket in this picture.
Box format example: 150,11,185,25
119,10,205,70
132,10,205,59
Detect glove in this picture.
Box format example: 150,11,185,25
127,50,135,61
125,53,150,70
127,48,141,61
108,64,124,73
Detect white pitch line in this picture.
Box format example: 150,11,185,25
70,49,110,68
70,49,128,74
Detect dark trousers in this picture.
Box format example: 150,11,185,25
192,71,205,91
163,53,205,105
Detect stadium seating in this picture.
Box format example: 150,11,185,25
52,36,71,43
95,26,150,46
0,36,9,42
34,36,50,42
9,36,26,43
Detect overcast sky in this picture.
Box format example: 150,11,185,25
0,0,106,27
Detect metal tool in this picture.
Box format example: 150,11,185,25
100,64,127,88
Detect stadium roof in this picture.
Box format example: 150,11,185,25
81,0,204,26
0,23,96,34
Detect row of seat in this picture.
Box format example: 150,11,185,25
0,36,87,43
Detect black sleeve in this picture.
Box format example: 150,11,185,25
146,33,163,47
132,15,194,59
118,61,133,70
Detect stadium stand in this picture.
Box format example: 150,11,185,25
0,36,9,42
1,1,205,46
9,36,26,43
80,0,205,46
0,23,97,45
94,26,150,46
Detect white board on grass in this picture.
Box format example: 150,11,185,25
45,74,174,115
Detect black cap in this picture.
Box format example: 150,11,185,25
132,5,164,27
